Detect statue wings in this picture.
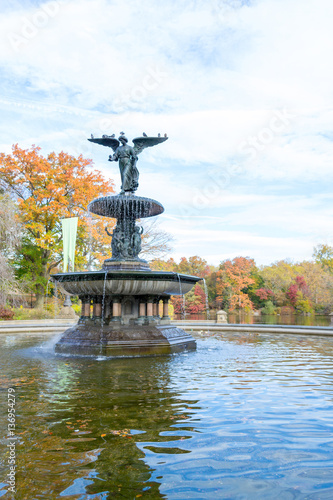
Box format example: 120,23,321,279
132,136,168,155
88,135,168,155
88,137,120,152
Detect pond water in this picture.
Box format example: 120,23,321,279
1,331,333,499
175,313,332,327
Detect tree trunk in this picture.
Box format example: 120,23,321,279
35,293,44,309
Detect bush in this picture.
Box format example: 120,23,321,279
295,298,314,314
13,307,54,320
280,305,295,315
72,303,81,315
0,306,14,320
261,300,276,315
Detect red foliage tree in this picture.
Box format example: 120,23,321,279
286,276,311,307
255,288,274,301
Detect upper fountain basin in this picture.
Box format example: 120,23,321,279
51,270,201,296
88,194,164,219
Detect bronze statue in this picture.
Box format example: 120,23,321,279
110,136,139,194
105,223,144,260
88,133,168,194
131,225,143,256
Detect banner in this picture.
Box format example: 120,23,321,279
62,217,78,272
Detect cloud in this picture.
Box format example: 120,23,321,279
0,0,333,265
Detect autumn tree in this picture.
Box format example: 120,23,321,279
297,260,333,312
313,244,333,273
176,256,210,278
258,260,299,306
285,275,312,313
255,288,274,301
150,256,211,277
216,257,256,311
205,270,218,306
171,283,206,316
0,144,115,307
187,283,207,314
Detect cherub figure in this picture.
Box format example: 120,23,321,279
131,225,144,257
105,226,123,259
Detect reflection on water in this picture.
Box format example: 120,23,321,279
228,313,331,327
1,332,333,499
176,312,332,326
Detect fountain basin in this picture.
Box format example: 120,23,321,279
52,270,201,356
88,194,164,219
51,270,201,296
54,323,196,356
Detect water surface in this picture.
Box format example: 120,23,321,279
1,331,333,499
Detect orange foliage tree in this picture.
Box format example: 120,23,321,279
150,255,210,278
0,144,115,306
216,257,256,311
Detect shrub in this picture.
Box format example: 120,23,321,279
0,306,14,320
13,307,54,320
71,303,81,315
295,298,313,314
261,300,276,315
280,306,295,315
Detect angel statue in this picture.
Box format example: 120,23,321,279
88,133,168,194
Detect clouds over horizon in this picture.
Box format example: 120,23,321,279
0,0,332,265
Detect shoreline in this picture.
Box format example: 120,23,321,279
1,319,333,337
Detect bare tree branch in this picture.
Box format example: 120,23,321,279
140,218,174,260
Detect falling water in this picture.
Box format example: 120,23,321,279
99,270,108,356
202,278,210,320
177,273,186,320
54,281,58,319
45,279,50,308
87,208,93,271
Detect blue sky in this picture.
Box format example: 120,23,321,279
1,0,333,266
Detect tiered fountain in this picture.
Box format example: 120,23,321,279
52,133,200,356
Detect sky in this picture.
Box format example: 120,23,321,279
0,0,333,266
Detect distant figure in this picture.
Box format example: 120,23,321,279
91,134,94,139
110,133,115,138
158,133,161,137
143,132,147,137
164,133,167,137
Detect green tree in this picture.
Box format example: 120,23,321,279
313,244,333,273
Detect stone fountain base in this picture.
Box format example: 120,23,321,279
55,322,196,357
51,270,201,357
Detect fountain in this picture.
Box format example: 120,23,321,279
51,133,201,356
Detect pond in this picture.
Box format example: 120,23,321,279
175,313,332,327
1,331,333,499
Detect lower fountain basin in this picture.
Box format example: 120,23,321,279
51,270,201,296
55,323,196,357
